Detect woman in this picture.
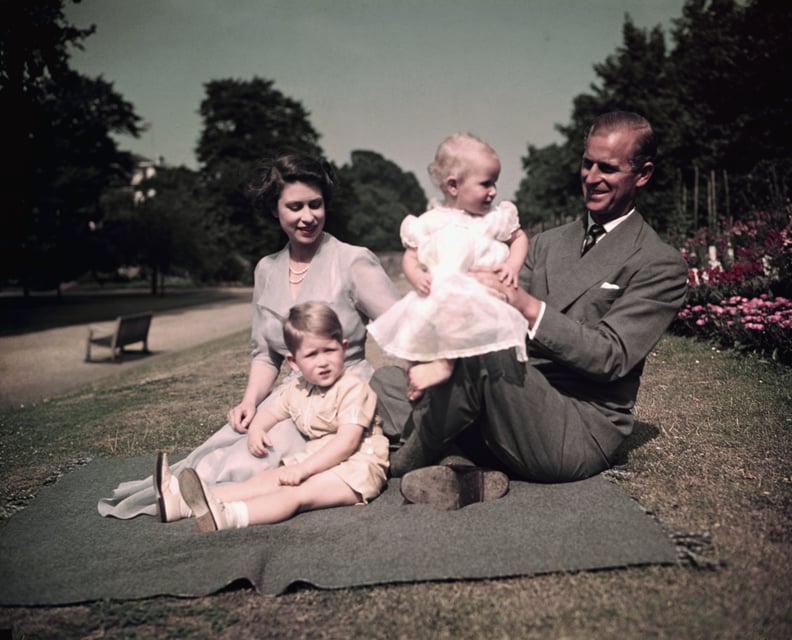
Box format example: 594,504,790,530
98,154,400,520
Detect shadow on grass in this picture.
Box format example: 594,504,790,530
611,420,660,466
84,348,157,365
0,286,252,336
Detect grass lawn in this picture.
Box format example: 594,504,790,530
0,325,790,638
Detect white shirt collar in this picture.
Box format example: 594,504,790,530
588,208,635,233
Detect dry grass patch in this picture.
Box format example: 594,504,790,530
1,333,790,639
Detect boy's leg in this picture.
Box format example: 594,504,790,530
212,467,283,503
245,470,360,525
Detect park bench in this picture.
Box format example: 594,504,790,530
85,312,153,362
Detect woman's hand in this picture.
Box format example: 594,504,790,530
228,400,257,433
230,361,279,433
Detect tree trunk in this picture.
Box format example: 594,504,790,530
723,169,731,227
693,166,699,229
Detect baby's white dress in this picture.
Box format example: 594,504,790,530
367,203,528,362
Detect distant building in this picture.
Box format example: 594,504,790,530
130,156,165,204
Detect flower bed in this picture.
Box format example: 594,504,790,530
671,210,792,363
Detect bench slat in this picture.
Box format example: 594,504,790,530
86,312,152,362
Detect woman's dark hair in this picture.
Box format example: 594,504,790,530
251,154,336,217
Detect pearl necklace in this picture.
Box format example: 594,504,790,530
289,262,310,284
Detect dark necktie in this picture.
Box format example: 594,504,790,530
581,223,606,256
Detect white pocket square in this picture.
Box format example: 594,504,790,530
600,282,620,290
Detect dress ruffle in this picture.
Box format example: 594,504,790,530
369,203,528,362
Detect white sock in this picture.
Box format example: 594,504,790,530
169,475,192,518
226,501,249,528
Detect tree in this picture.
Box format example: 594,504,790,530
195,78,324,269
335,151,426,252
101,165,232,295
668,0,792,214
517,0,792,239
514,143,580,232
558,16,684,234
1,0,141,293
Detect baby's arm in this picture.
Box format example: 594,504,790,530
278,423,364,486
246,407,281,457
495,228,529,288
402,247,432,296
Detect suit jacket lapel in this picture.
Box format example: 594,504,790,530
545,213,645,312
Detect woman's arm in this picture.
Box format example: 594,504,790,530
347,248,401,318
227,360,280,433
278,423,364,486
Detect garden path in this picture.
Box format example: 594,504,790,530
0,295,252,408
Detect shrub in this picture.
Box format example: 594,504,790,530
671,209,792,363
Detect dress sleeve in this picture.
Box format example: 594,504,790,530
400,214,422,249
487,201,521,241
348,248,400,321
250,256,286,371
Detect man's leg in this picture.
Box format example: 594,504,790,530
387,358,482,476
395,350,613,483
370,365,414,445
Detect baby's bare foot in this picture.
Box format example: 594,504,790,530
407,359,454,401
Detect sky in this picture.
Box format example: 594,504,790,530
65,0,687,201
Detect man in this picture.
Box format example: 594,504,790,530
374,111,689,509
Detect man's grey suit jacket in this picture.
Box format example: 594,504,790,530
520,212,689,455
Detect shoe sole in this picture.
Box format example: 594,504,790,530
400,465,509,510
154,452,167,523
178,469,218,532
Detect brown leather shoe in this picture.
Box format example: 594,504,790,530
153,452,188,523
400,465,509,510
178,468,229,532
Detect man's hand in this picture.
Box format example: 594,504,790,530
471,265,543,326
471,265,515,304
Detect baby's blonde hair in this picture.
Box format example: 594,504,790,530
283,302,343,353
427,133,498,193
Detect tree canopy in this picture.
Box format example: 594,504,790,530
516,0,792,237
194,79,427,269
335,150,427,252
99,165,232,295
20,1,785,290
195,77,325,268
1,0,140,293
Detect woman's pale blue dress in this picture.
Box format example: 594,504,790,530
98,233,399,518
